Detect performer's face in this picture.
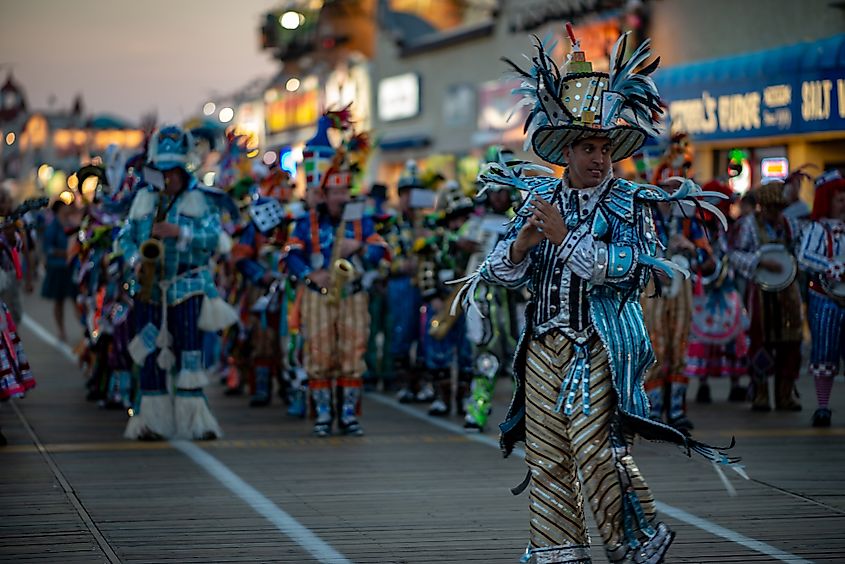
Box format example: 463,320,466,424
163,168,185,195
326,185,349,218
832,190,845,221
488,189,511,213
564,137,612,188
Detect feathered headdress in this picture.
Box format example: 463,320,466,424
505,23,663,165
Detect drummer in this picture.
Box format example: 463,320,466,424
797,170,845,427
730,181,803,412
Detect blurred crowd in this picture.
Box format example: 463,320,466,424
0,116,842,445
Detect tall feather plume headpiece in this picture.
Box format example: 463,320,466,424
502,23,664,165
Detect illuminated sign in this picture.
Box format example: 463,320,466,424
657,69,845,140
761,157,789,179
264,86,319,133
377,73,420,122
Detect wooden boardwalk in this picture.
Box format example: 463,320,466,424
2,293,845,563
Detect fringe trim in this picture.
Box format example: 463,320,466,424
176,369,209,389
175,190,208,218
198,296,239,332
173,395,223,439
128,189,156,220
124,394,175,439
128,334,152,366
216,231,233,255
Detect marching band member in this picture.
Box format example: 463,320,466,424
421,180,475,417
119,125,237,441
462,148,521,432
388,162,428,402
231,167,296,407
730,181,803,412
461,27,740,563
284,110,388,437
797,170,845,427
641,185,714,432
686,180,750,404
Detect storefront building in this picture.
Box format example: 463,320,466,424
655,33,845,197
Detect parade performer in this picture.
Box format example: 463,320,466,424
362,183,393,391
797,170,845,427
462,147,521,431
686,180,749,404
730,181,803,412
0,195,46,445
640,185,714,432
284,109,388,437
231,167,297,407
70,160,138,409
387,162,428,402
119,125,237,441
422,180,475,417
456,27,741,563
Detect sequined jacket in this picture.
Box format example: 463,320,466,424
476,174,714,457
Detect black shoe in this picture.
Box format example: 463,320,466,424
812,408,832,428
198,431,218,441
463,420,483,433
339,419,364,436
728,385,748,402
396,388,415,403
428,399,449,417
313,421,332,437
695,384,712,404
224,386,244,396
138,429,165,442
249,395,271,407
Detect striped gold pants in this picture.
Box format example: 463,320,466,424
525,331,659,563
300,290,369,382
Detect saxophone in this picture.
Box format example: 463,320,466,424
137,191,169,302
326,209,358,305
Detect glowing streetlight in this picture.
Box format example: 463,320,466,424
5,132,15,145
218,107,234,123
203,102,216,116
262,151,277,165
280,11,303,30
285,77,301,92
38,164,54,184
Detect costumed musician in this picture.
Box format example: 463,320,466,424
420,180,475,417
730,180,803,412
797,170,845,428
118,125,238,441
283,109,388,437
461,146,522,432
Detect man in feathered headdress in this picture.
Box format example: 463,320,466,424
460,24,741,563
283,109,388,437
118,125,238,441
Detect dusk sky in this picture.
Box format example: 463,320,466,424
0,0,281,123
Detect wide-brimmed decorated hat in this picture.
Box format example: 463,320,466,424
507,23,662,165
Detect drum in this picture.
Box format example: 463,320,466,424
820,277,845,305
753,243,797,292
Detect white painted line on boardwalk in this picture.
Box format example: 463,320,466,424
367,392,814,564
23,313,352,564
171,441,352,564
22,313,76,363
654,502,812,564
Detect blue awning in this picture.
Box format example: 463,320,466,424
654,34,845,142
